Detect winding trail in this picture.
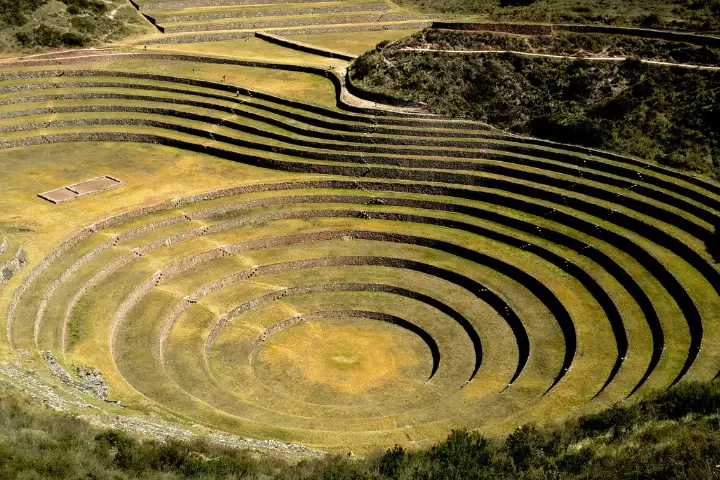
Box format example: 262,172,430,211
397,47,720,71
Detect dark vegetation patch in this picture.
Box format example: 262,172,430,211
350,44,720,179
1,0,147,51
396,29,720,66
394,0,720,33
61,0,107,16
2,382,720,478
15,24,89,48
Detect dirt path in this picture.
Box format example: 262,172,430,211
397,47,720,71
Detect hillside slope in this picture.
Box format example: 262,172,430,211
0,0,152,52
395,0,720,33
350,30,720,179
2,381,720,478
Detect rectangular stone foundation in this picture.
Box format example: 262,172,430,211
39,176,124,204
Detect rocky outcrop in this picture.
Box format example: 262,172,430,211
41,351,110,401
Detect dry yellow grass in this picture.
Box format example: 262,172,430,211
142,37,349,70
291,28,422,55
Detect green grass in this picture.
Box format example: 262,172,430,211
11,181,703,446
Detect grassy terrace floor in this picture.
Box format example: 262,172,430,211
125,0,433,45
0,23,719,456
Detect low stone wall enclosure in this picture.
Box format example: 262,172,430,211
38,175,124,204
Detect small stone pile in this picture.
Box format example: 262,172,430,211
0,248,27,286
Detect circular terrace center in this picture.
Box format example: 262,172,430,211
251,319,431,405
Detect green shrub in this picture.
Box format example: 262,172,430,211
503,425,568,470
378,445,406,477
61,0,106,15
500,0,537,6
15,24,89,47
425,429,493,475
645,382,720,419
4,382,720,477
578,403,643,438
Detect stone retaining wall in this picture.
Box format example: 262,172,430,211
0,86,443,130
60,251,138,350
1,130,715,292
143,14,165,33
267,21,433,38
141,0,321,11
433,22,552,36
144,31,254,44
144,21,433,44
555,24,720,48
34,215,188,343
108,271,163,355
4,68,719,199
38,205,513,384
5,115,714,387
3,79,716,207
7,227,94,345
0,55,425,118
0,59,441,120
7,108,714,240
163,13,422,34
11,129,715,301
193,227,570,386
15,175,709,390
255,32,356,61
35,238,115,341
